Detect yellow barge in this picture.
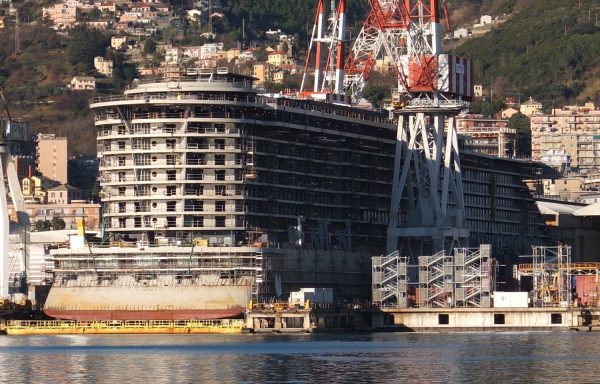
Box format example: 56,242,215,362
4,319,244,335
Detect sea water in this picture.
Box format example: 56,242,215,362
0,332,595,383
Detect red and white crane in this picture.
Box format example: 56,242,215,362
300,0,350,104
302,0,474,257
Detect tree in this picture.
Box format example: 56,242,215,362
51,217,66,230
84,7,102,21
66,26,107,72
254,47,267,62
470,100,504,118
362,85,389,108
143,38,157,55
509,112,531,158
35,220,51,232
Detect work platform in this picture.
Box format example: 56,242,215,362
245,306,371,333
372,307,587,332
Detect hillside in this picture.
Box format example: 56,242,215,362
448,0,528,26
457,0,600,107
2,0,598,157
216,0,521,39
217,0,369,39
0,21,131,155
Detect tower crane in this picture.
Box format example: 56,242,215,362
302,0,474,260
0,88,29,298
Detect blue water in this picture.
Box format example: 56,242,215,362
0,332,596,383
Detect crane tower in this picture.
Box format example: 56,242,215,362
0,89,29,298
357,0,473,258
303,0,474,259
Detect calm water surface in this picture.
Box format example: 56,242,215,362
0,332,597,383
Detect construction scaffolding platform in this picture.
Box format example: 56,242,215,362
515,246,571,308
418,251,453,308
454,244,494,308
371,244,496,309
372,251,408,308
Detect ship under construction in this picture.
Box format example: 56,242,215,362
43,66,547,321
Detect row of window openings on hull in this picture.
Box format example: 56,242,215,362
113,200,242,213
116,216,237,228
97,122,241,136
108,185,241,197
103,154,244,167
105,138,234,151
112,169,240,182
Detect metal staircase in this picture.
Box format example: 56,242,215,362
372,251,408,308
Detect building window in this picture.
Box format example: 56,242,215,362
214,139,225,149
215,216,226,227
494,314,505,325
438,314,449,325
215,185,226,196
551,313,562,324
215,154,225,165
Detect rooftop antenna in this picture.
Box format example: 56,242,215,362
14,8,20,54
208,0,213,35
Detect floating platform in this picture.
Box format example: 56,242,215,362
372,307,585,332
3,319,244,335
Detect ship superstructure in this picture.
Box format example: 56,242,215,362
92,68,395,250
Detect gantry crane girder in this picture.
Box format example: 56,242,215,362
302,1,474,260
342,0,473,105
342,1,474,259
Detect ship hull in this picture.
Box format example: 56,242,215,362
43,308,245,321
44,283,252,321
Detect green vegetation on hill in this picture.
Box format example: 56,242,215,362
448,0,526,26
0,20,134,155
218,0,369,43
2,0,600,157
457,0,600,106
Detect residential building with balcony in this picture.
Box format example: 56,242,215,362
531,108,600,170
456,114,515,158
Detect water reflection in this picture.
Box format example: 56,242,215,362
0,332,596,383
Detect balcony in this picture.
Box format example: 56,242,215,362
132,112,185,119
183,204,203,212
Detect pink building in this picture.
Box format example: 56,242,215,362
36,133,68,185
47,184,83,205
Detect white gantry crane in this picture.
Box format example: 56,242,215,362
350,0,473,258
0,89,29,298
